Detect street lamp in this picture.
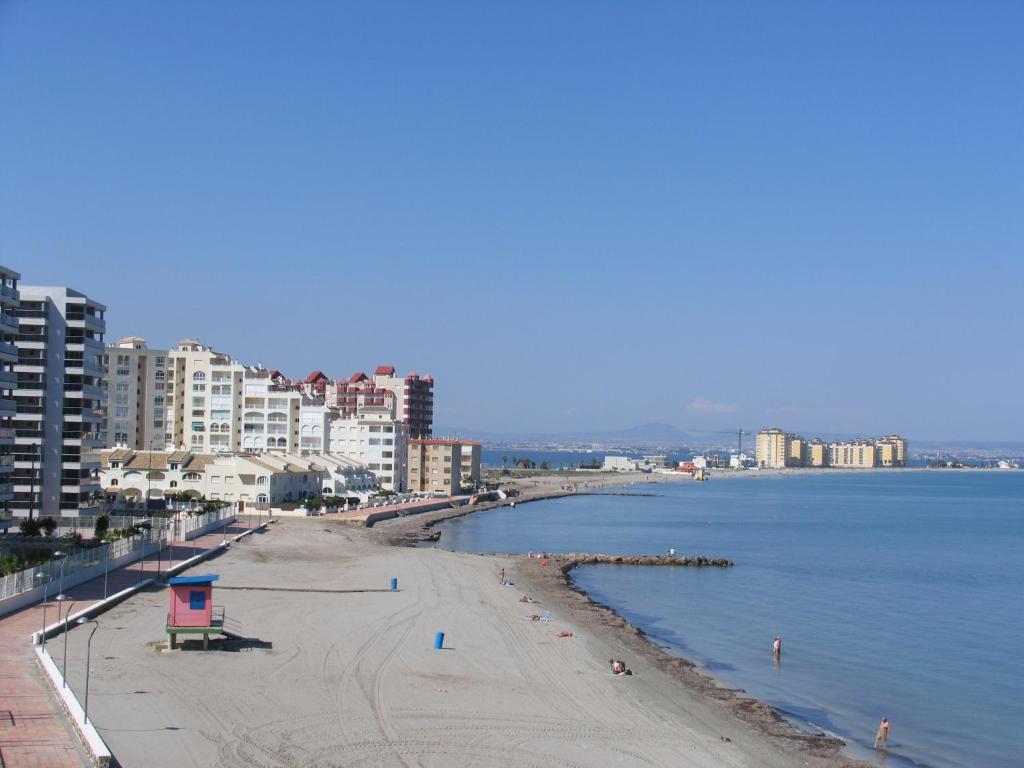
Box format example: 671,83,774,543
53,549,68,599
56,596,75,687
34,572,50,648
76,617,99,724
102,540,112,599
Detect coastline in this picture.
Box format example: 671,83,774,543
376,489,873,767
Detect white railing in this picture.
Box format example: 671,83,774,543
179,507,234,538
0,524,170,601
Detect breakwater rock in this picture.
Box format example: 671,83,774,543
543,553,734,571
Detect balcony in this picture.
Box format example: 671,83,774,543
0,340,17,360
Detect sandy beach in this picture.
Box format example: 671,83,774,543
50,516,870,768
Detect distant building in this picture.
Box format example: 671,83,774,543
602,455,637,471
757,428,907,469
406,438,480,495
756,428,799,469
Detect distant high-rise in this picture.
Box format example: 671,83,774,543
13,284,106,518
756,428,907,470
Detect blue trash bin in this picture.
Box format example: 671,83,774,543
390,577,398,591
434,631,445,650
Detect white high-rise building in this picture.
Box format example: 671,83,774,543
13,284,106,518
0,266,20,517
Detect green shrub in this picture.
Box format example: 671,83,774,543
18,518,42,537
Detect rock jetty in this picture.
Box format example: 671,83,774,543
543,553,734,571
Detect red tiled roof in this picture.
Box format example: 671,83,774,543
375,365,395,376
305,370,329,383
348,372,368,383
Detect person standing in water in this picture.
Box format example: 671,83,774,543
773,636,782,657
874,717,890,749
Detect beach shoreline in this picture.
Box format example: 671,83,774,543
375,488,873,767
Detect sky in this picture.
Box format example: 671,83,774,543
1,1,1021,442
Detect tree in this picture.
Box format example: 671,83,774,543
540,461,551,470
501,456,508,469
19,518,42,537
94,514,110,540
40,517,58,538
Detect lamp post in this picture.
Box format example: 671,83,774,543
34,572,49,647
56,597,75,687
102,540,111,599
54,549,67,598
76,617,99,724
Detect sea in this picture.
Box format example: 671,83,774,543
429,471,1024,768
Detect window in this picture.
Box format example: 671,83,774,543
169,463,179,471
154,396,164,406
115,407,128,418
115,394,129,405
110,479,119,486
116,382,129,392
183,472,201,481
155,370,165,380
155,382,165,391
192,372,206,381
169,480,178,488
257,476,268,485
189,591,206,610
116,367,130,376
192,383,205,392
155,357,165,367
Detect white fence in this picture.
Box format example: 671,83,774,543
179,507,236,540
0,524,170,604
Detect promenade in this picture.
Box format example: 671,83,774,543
0,517,255,768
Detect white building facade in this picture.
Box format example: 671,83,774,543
14,285,106,517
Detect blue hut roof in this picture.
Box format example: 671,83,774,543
168,574,219,586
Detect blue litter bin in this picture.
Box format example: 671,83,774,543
434,631,445,650
390,577,398,591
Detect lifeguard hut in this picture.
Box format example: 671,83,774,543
166,574,224,650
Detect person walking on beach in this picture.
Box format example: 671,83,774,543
874,717,890,749
500,568,505,584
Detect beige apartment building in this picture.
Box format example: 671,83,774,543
829,440,879,468
757,428,907,469
756,428,798,469
877,435,907,467
802,439,829,467
406,438,480,495
165,340,307,454
104,337,169,450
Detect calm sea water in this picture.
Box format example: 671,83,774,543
431,471,1024,768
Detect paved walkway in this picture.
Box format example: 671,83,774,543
0,517,257,768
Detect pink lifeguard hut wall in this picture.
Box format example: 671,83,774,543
168,576,217,627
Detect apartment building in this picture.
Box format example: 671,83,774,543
327,407,408,491
756,428,907,469
100,449,376,505
802,439,829,467
372,367,434,438
756,428,797,469
0,266,20,516
829,440,879,468
406,438,480,495
104,336,169,450
13,285,106,518
877,435,908,467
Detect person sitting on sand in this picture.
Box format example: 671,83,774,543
874,717,890,749
557,631,573,638
609,659,626,675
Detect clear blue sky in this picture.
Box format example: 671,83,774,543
2,1,1021,442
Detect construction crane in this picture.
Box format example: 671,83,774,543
687,429,754,455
